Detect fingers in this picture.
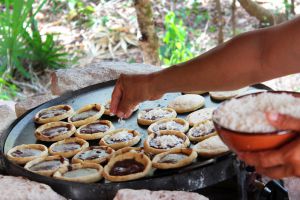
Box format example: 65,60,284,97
238,138,300,178
266,112,300,131
124,104,137,119
117,95,137,119
238,149,285,168
256,165,294,179
110,79,123,116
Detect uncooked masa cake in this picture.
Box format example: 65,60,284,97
209,87,249,100
186,107,216,126
193,135,229,157
168,94,205,113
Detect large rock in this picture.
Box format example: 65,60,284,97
0,105,16,137
51,62,160,95
113,189,208,200
0,100,16,111
0,175,65,200
15,93,58,117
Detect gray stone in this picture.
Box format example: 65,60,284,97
51,61,160,95
0,175,66,200
15,93,58,117
0,100,16,111
113,189,208,200
0,105,16,137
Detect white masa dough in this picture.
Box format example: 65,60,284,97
214,92,300,132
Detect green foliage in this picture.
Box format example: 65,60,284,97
49,0,68,15
67,0,95,27
23,30,68,71
0,0,38,78
176,1,209,27
0,0,68,100
160,12,194,66
283,0,293,19
0,0,68,75
0,76,18,100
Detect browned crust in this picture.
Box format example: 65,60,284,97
75,120,114,140
144,130,190,155
187,120,217,142
182,91,207,95
137,108,177,126
72,146,115,164
49,137,89,158
7,144,48,165
103,152,151,182
193,136,230,157
147,118,189,134
24,155,69,177
68,104,105,127
186,108,216,126
152,148,197,169
34,105,74,124
112,147,145,158
53,163,103,183
35,122,76,142
209,87,249,101
99,129,141,150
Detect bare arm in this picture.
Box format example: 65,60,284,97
111,17,300,118
152,16,300,93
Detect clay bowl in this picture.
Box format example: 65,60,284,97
212,91,300,152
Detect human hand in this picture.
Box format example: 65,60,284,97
237,112,300,179
110,74,162,118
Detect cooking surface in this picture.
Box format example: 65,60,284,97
0,80,270,200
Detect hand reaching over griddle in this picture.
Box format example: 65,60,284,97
110,74,162,118
237,113,300,179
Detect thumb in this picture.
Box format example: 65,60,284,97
266,112,300,131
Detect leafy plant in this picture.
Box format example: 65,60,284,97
67,0,95,27
49,0,68,15
0,0,41,78
0,0,69,100
160,12,194,66
283,0,294,19
0,76,18,100
23,29,68,71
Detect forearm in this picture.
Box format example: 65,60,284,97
151,17,300,94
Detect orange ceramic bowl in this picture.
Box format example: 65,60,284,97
212,91,299,152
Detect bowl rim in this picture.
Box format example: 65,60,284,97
212,90,300,136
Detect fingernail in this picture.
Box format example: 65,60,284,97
269,112,279,121
117,112,124,118
110,109,116,115
124,113,129,118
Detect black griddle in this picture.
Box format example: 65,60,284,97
0,80,270,200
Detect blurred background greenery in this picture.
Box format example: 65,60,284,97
0,0,299,100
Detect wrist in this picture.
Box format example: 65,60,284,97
146,71,165,99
